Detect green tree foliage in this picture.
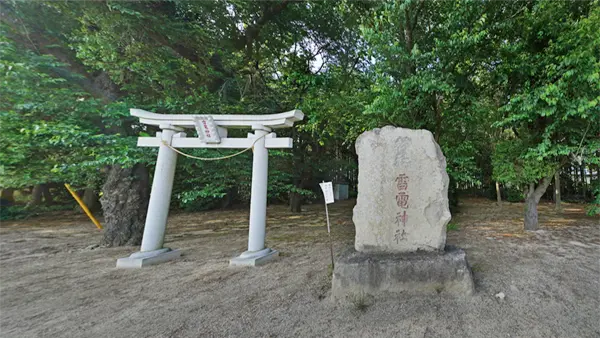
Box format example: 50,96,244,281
360,0,501,205
493,1,600,177
359,0,598,227
0,34,140,189
490,1,600,228
1,0,369,213
1,0,597,230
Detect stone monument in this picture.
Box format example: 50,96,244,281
332,126,474,300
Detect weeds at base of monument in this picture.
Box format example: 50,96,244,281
471,263,484,272
348,292,372,312
447,222,459,231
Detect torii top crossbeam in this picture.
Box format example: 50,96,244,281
131,108,304,129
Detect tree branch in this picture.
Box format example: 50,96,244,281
1,4,121,103
533,174,554,202
412,0,425,30
243,0,290,61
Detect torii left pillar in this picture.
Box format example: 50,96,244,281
116,124,184,268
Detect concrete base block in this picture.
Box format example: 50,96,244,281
332,246,474,301
116,248,181,268
230,248,279,267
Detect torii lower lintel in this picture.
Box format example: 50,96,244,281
116,109,303,268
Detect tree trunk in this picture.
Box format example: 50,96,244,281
570,165,576,197
554,171,562,213
524,193,538,231
42,184,52,205
220,187,237,209
434,94,443,143
495,181,502,206
581,164,588,200
289,192,302,213
523,176,553,231
82,188,100,212
100,164,150,246
1,188,15,205
27,184,44,207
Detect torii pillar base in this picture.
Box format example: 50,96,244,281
229,248,279,267
116,248,181,269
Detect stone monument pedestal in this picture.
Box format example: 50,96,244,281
332,246,474,300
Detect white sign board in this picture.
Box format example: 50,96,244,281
319,182,334,204
194,116,221,144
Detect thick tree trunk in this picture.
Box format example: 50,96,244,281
1,188,15,205
100,164,150,246
27,184,44,207
495,181,502,206
523,176,553,231
554,172,562,213
82,188,100,212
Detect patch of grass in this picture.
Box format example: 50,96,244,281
0,205,29,221
447,222,460,231
586,204,600,216
327,263,334,280
0,204,75,221
349,292,371,312
471,263,484,273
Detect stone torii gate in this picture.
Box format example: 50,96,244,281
116,108,304,268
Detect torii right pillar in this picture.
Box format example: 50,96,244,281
230,125,277,266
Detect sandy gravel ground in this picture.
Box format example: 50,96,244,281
1,198,599,338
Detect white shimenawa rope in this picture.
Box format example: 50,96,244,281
160,133,269,161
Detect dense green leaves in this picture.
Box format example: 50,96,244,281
1,34,111,188
1,0,598,216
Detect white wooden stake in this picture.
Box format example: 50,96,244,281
324,202,334,269
320,181,335,269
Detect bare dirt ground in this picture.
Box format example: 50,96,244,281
1,198,599,338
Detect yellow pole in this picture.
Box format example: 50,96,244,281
64,184,103,230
